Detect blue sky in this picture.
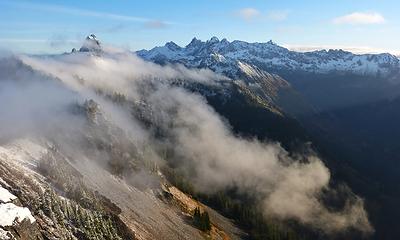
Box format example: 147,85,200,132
1,0,399,55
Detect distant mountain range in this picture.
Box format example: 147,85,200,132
137,37,400,77
137,37,400,113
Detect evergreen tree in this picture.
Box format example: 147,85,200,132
200,211,211,231
193,207,211,232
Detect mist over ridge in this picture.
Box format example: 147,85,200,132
0,36,374,236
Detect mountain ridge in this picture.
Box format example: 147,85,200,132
137,37,400,77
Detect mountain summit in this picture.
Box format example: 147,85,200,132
75,34,102,53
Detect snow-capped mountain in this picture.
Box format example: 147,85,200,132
137,37,400,77
137,38,321,117
71,34,102,53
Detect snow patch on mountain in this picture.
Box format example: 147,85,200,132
0,185,35,227
0,203,35,226
0,186,16,203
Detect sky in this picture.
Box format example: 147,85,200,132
0,0,399,55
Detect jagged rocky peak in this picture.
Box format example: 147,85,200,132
186,37,203,48
186,36,223,50
78,34,102,53
165,41,181,51
207,36,220,44
220,38,229,44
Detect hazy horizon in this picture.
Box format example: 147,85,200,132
1,0,399,56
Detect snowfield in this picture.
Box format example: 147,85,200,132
0,186,35,227
0,186,16,203
0,203,35,226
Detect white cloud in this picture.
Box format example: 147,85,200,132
333,12,385,25
236,8,261,21
267,10,290,21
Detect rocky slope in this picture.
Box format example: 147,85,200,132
0,136,244,240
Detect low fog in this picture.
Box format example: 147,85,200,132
0,46,373,234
